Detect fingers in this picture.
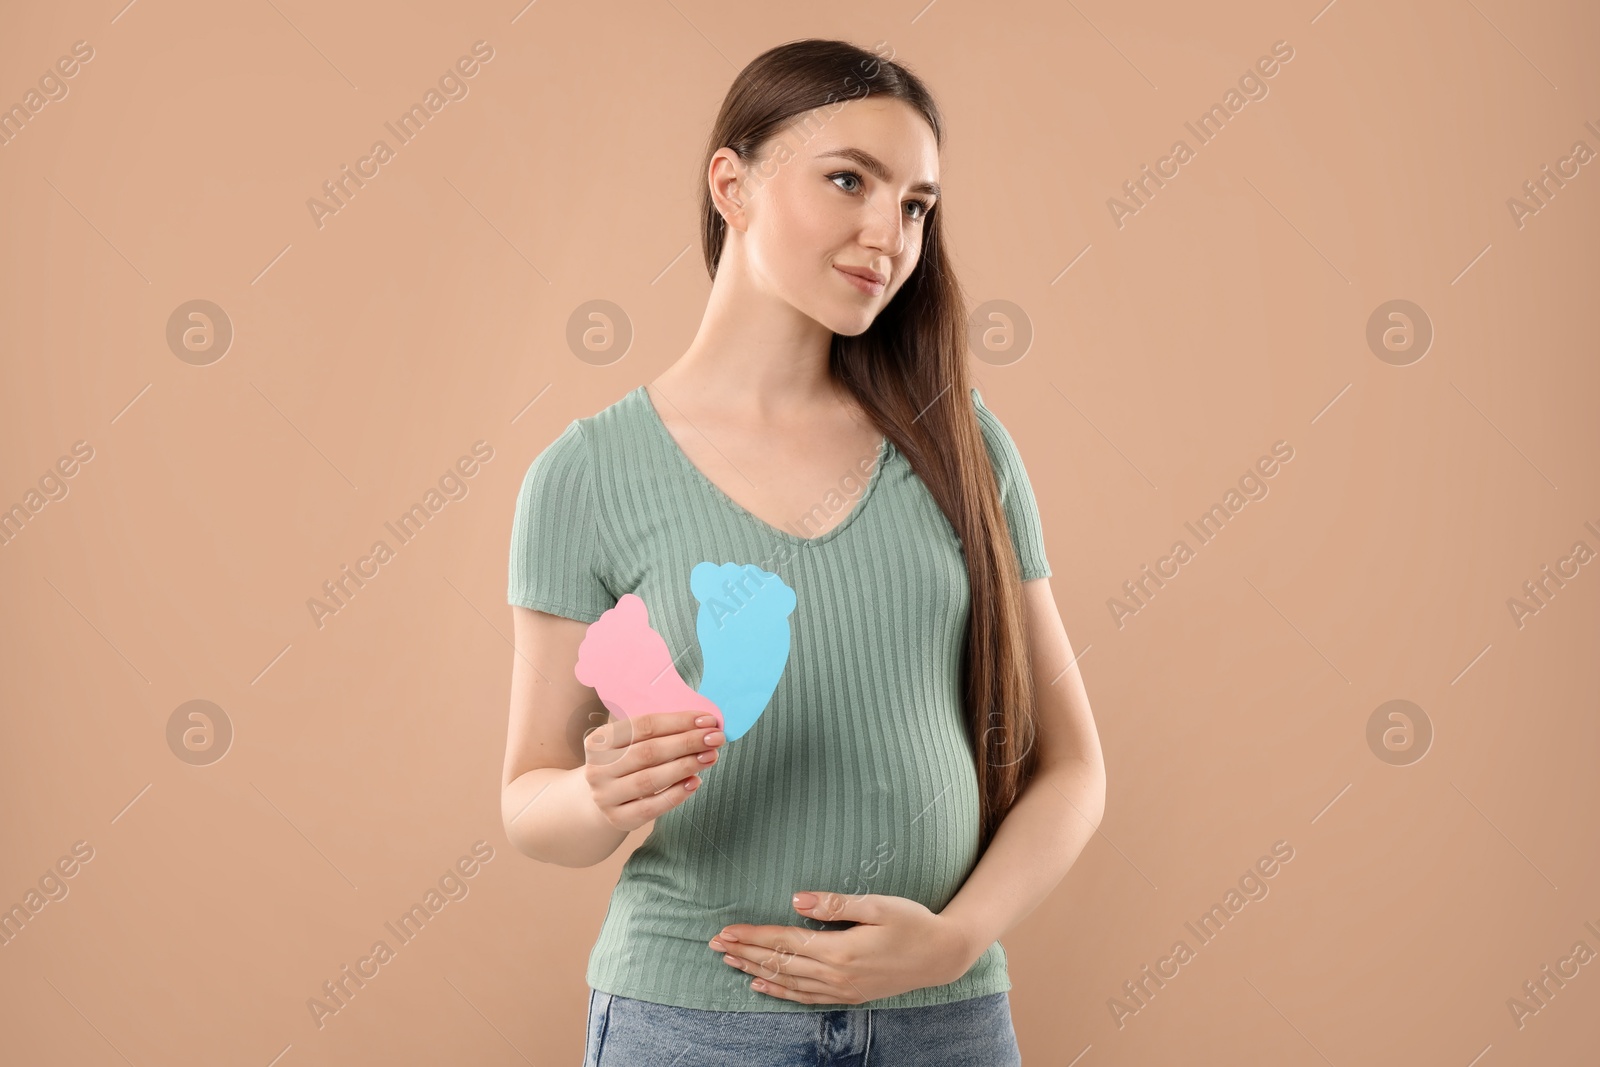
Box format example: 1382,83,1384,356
579,713,697,764
607,771,704,827
739,968,863,1004
588,712,720,762
620,726,724,779
590,722,723,785
610,741,721,802
628,710,721,741
583,711,725,828
587,713,720,764
717,943,836,985
708,925,869,1004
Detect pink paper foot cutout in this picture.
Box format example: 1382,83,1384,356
573,594,723,727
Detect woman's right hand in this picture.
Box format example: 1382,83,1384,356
583,711,725,832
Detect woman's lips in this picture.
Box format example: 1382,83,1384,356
834,265,885,297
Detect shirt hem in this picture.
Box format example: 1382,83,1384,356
585,967,1012,1013
507,593,606,623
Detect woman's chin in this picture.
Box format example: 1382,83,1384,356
813,305,879,337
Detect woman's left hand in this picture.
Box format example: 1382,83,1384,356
709,892,977,1005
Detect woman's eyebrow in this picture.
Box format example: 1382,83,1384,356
816,147,941,198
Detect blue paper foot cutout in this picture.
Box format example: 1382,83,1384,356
690,561,796,742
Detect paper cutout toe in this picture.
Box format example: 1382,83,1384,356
573,594,722,726
690,562,796,742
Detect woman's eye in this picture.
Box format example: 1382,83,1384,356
829,171,863,194
831,171,934,222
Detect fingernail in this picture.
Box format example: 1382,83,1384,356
709,939,725,951
793,892,817,910
704,731,724,746
696,715,715,727
722,931,739,942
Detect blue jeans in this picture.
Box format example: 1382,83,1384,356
582,988,1022,1066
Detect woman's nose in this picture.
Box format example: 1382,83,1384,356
859,199,906,258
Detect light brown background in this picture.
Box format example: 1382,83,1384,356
2,0,1596,1064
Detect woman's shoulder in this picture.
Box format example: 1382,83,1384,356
965,387,1046,501
586,384,649,428
968,386,1023,457
523,386,648,471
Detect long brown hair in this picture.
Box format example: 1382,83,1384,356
697,38,1040,852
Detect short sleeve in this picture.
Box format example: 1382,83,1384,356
507,421,617,622
972,388,1052,581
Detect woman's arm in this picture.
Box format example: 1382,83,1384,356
938,576,1107,970
501,605,630,868
502,604,730,867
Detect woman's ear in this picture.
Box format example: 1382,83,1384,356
708,149,749,232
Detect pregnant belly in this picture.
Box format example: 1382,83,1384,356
639,721,986,929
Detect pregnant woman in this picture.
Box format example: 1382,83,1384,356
501,38,1106,1066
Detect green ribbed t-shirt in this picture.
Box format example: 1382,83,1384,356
507,384,1051,1012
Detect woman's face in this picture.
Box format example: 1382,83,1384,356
718,97,941,337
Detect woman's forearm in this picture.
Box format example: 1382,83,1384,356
940,755,1108,971
502,765,629,868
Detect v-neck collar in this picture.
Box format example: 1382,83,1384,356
632,385,891,548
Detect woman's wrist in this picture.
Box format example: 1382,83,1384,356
936,909,988,983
